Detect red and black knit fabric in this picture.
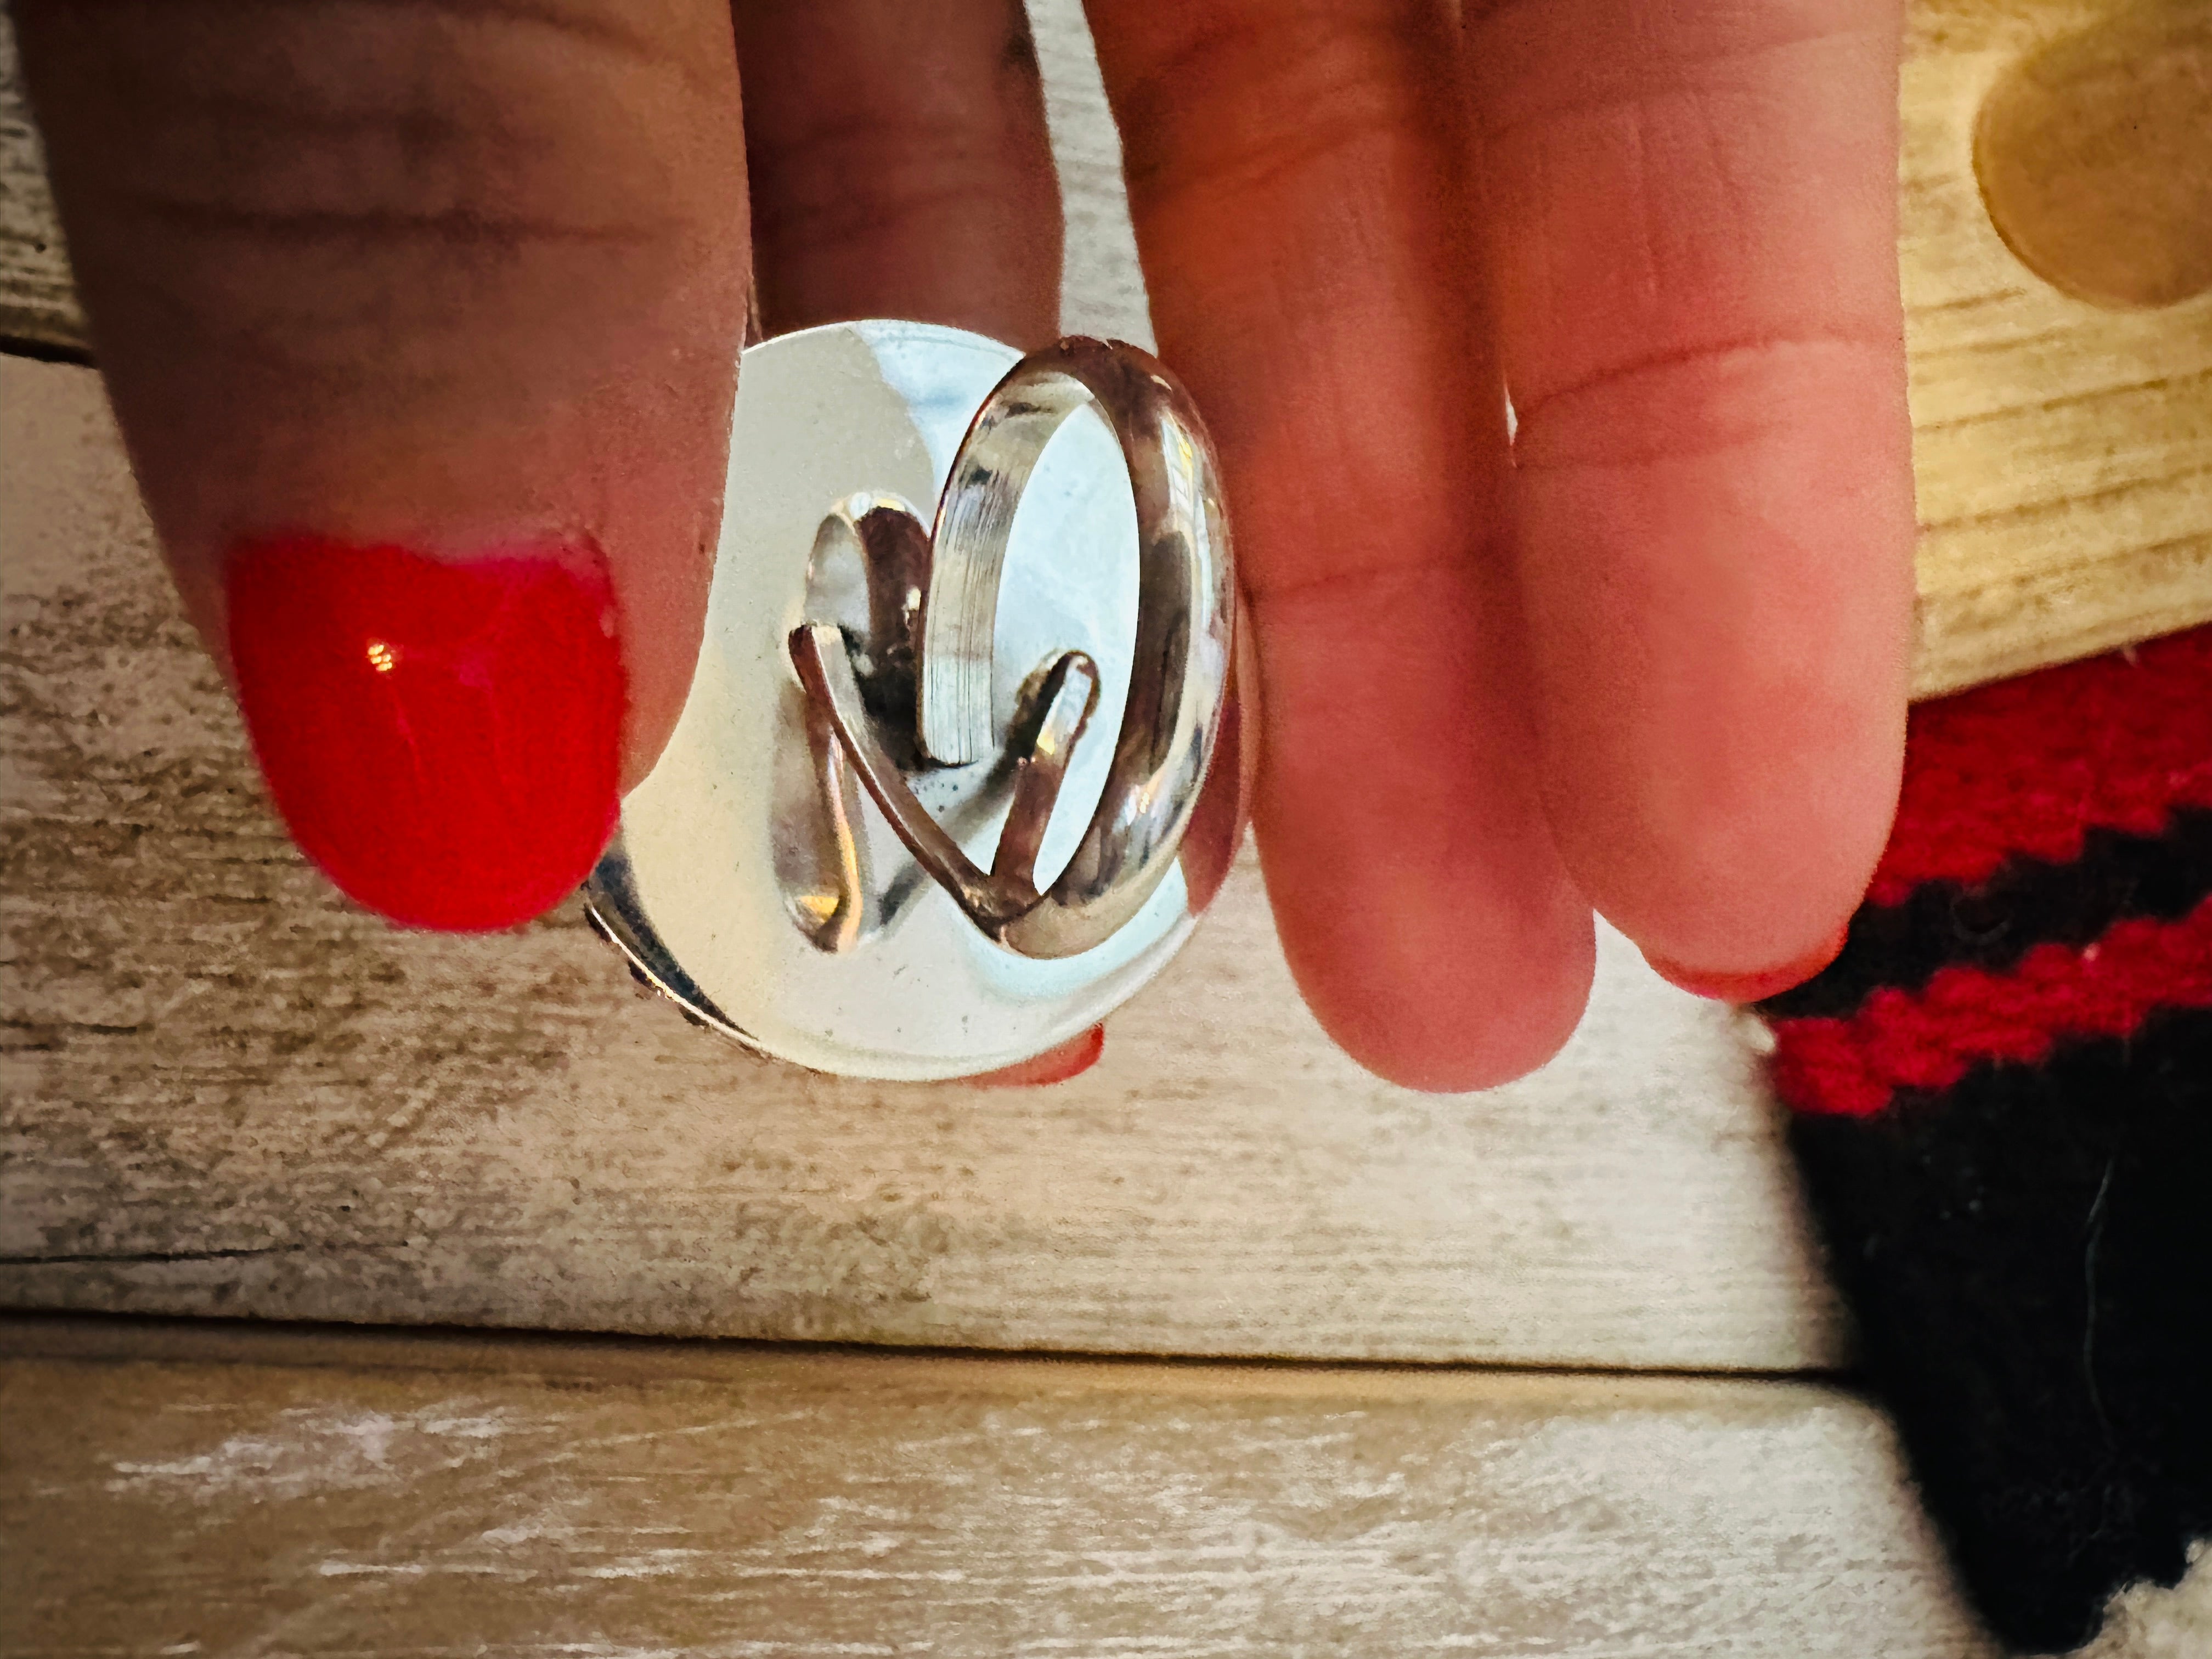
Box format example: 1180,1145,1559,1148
1758,625,2212,1655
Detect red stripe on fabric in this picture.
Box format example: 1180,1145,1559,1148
1770,895,2212,1117
1872,628,2212,906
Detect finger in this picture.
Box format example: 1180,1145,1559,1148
1088,1,1596,1091
14,0,751,930
736,0,1076,1085
1468,0,1917,990
733,0,1061,346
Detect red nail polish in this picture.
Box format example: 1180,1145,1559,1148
226,535,625,932
1645,923,1850,1005
971,1025,1107,1088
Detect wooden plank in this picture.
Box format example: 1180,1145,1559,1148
1030,0,1155,351
1898,0,2212,695
2,2,2207,691
0,1315,2007,1658
0,352,1839,1370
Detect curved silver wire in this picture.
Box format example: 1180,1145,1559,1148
791,624,1101,935
789,336,1235,961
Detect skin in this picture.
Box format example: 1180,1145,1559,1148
14,0,1914,1093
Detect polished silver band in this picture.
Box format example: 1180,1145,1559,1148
789,336,1235,961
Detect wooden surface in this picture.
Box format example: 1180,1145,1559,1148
1899,0,2212,695
0,1316,2010,1658
0,351,1839,1370
5,1,2210,696
12,1317,2210,1657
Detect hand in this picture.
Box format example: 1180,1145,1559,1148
14,0,1914,1091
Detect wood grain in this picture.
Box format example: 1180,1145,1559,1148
1972,5,2212,312
0,1316,2008,1658
2,1,2207,691
0,352,1839,1369
1900,0,2212,693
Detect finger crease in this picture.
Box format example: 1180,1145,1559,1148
1246,553,1487,620
1111,12,1430,203
751,167,1023,251
1510,331,1899,465
105,187,675,252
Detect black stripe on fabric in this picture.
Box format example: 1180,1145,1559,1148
1788,1005,2212,1654
1763,807,2212,1022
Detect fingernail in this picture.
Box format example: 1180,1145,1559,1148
226,534,625,932
972,1025,1107,1088
1644,923,1850,1004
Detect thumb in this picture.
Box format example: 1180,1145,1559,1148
14,0,751,930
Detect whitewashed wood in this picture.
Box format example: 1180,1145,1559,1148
0,351,1840,1368
0,1316,2005,1658
2082,1545,2212,1659
1031,0,1154,350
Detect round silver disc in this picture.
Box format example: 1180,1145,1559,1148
588,321,1240,1080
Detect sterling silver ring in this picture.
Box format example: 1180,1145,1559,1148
586,321,1246,1081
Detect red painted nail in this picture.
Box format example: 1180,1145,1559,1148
227,535,625,932
1644,923,1851,1005
970,1025,1107,1088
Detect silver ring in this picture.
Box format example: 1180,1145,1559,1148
586,321,1246,1080
789,337,1234,960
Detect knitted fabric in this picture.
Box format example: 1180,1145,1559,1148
1758,625,2212,1655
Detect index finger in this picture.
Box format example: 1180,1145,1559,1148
15,0,751,930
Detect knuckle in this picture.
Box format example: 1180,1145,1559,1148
1105,1,1440,207
738,0,1050,259
744,110,1020,255
1511,334,1899,472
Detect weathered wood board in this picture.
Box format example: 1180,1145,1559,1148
4,1,2207,693
0,1316,2008,1658
0,352,1838,1369
12,1317,2212,1657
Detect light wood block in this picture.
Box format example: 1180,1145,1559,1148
1899,0,2212,695
0,1316,2008,1658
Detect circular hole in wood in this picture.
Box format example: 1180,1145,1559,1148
1973,4,2212,311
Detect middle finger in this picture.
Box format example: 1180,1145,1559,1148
735,0,1063,347
1087,0,1596,1090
